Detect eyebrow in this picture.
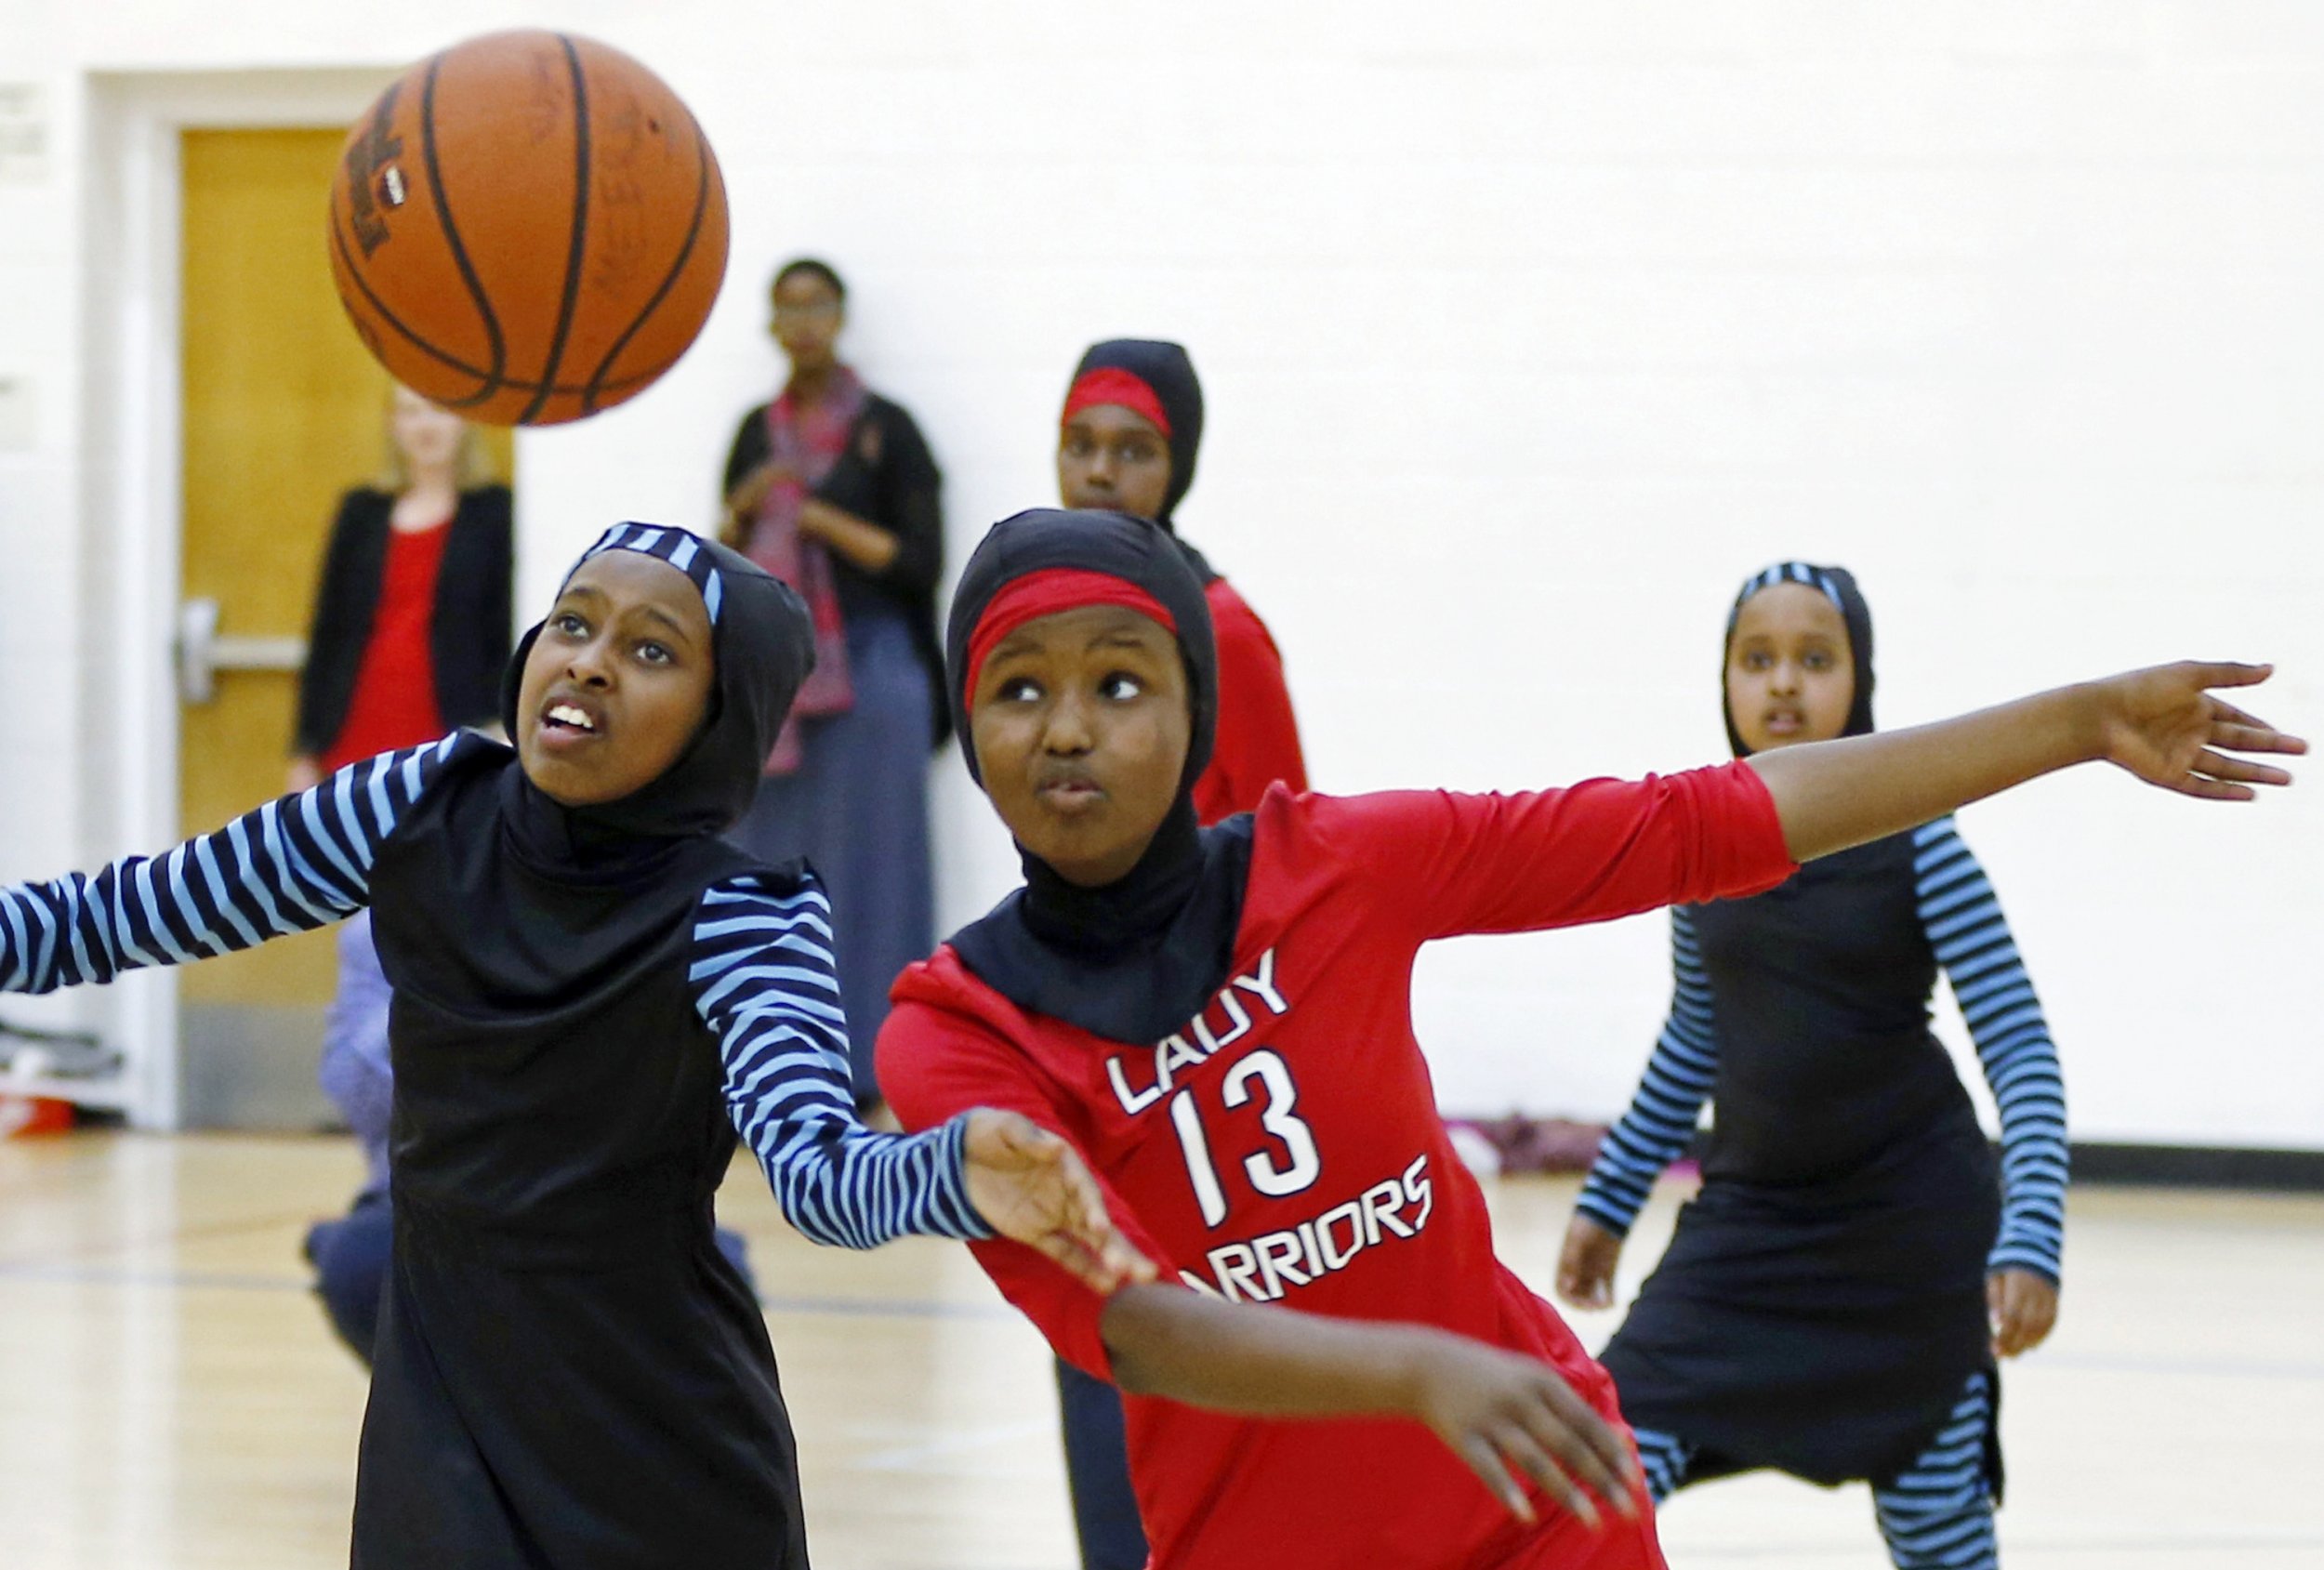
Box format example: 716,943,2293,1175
556,584,703,647
985,624,1167,665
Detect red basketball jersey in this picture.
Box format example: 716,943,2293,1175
1191,576,1307,825
881,765,1794,1569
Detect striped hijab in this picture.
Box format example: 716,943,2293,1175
502,522,814,839
1723,561,1877,757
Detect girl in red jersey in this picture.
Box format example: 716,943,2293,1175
878,508,2300,1569
1057,338,1307,824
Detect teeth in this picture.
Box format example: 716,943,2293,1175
548,705,596,732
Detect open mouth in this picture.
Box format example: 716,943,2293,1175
540,700,602,742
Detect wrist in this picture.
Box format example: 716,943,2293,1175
2063,680,2114,766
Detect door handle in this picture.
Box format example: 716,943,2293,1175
176,598,306,705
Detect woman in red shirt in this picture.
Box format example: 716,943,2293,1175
292,384,511,788
879,508,2299,1570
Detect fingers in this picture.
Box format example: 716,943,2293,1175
1532,1373,1644,1507
2210,722,2308,759
1988,1272,2060,1358
2191,748,2296,788
1512,1394,1635,1522
1457,1434,1537,1524
1487,1425,1596,1530
2188,661,2273,691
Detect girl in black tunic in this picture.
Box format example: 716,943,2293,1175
1560,562,2070,1568
0,523,1145,1569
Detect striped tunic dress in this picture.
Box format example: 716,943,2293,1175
0,732,988,1567
1575,817,2066,1488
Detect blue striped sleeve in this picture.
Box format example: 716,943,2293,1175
1575,906,1720,1238
692,875,992,1249
1913,816,2067,1285
0,739,457,995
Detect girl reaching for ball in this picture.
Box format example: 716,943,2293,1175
0,524,1148,1569
877,509,2300,1570
1558,563,2073,1567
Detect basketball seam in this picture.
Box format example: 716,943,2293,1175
515,34,594,425
420,52,510,405
327,202,666,399
580,109,715,416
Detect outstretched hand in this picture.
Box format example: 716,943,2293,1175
1406,1331,1644,1530
961,1108,1156,1296
1554,1215,1622,1312
2093,663,2304,800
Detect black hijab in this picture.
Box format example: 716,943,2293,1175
1066,339,1206,529
945,508,1253,1044
1723,561,1876,758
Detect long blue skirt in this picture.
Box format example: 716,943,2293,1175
730,602,934,1103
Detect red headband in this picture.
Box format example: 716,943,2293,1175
963,568,1180,708
1061,368,1172,439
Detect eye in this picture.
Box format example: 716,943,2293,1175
551,611,588,638
636,640,674,666
996,675,1043,704
1123,441,1162,464
1063,434,1094,459
1740,650,1771,671
1099,671,1146,702
1804,650,1832,670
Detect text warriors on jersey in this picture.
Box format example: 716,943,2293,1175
1109,947,1437,1306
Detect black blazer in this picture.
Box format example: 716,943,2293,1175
723,392,950,746
294,485,515,758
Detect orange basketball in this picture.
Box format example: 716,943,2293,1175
326,30,729,427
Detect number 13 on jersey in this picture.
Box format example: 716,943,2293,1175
1168,1049,1323,1227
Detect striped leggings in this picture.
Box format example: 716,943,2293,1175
1632,1372,1999,1570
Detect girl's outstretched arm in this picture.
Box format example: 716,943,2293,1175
1102,1284,1641,1530
1748,663,2304,864
695,873,1151,1293
0,739,460,994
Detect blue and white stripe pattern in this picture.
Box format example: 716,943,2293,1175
1871,1372,1998,1569
1735,560,1844,614
0,737,987,1253
1629,1425,1698,1506
577,522,726,626
1912,817,2067,1284
0,740,456,992
1577,822,2067,1287
691,874,989,1248
1573,907,1718,1238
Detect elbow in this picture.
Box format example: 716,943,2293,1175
1097,1281,1179,1398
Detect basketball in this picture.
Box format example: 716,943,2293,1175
325,30,729,426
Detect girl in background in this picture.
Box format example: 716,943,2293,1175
1562,562,2068,1569
1057,338,1306,824
721,257,948,1114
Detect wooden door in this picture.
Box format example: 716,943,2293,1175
178,128,511,1127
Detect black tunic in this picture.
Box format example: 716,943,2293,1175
1598,831,2001,1489
351,746,810,1569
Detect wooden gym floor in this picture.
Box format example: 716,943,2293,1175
2,1131,2319,1568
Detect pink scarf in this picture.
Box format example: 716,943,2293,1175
746,366,866,773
